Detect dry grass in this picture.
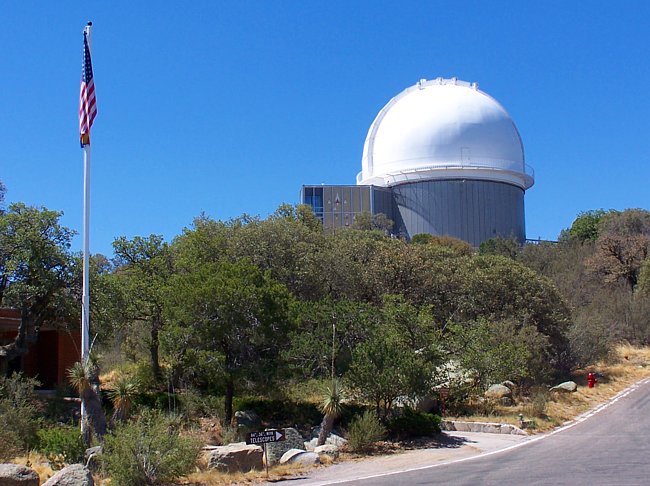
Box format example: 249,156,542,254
183,462,317,485
449,344,650,432
11,452,56,483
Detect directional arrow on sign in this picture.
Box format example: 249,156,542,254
246,429,286,445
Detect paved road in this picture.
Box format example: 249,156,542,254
291,378,650,486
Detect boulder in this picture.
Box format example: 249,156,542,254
266,428,304,466
501,380,516,390
304,433,347,451
484,384,512,400
207,443,263,473
550,381,578,393
314,444,339,459
279,449,320,466
499,397,514,407
234,410,260,428
0,464,39,486
84,446,102,472
43,464,94,486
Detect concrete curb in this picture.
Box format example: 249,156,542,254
441,420,527,435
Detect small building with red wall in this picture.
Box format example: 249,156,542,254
0,308,81,389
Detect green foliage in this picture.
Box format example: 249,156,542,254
386,408,441,439
479,236,520,259
568,210,606,242
36,425,85,469
638,257,650,296
0,203,76,362
102,410,201,486
106,374,140,422
347,330,436,417
285,298,378,379
233,397,321,426
318,379,344,445
351,211,394,232
0,373,41,457
450,319,551,389
346,411,386,452
163,259,294,423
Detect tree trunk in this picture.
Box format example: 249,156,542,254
150,320,161,381
224,374,234,425
317,413,335,446
81,362,107,445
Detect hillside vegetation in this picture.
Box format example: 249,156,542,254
2,185,650,483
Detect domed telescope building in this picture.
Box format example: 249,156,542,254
300,77,534,246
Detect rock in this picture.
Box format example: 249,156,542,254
0,464,39,486
304,432,347,451
266,428,305,466
550,381,578,393
43,464,94,486
501,380,516,390
499,397,514,406
234,410,260,428
84,446,102,472
207,442,263,473
279,450,320,466
484,384,512,400
314,444,339,459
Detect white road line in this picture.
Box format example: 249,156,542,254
304,376,650,486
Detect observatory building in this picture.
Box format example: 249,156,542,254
300,77,535,246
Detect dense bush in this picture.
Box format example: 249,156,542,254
346,411,386,452
234,397,321,426
386,408,441,439
36,425,85,469
102,410,201,486
0,373,40,459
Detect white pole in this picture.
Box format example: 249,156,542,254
80,22,93,437
81,143,90,363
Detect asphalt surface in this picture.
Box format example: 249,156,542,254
282,377,650,486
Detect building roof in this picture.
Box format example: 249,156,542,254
357,78,534,190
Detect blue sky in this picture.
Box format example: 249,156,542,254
2,1,649,256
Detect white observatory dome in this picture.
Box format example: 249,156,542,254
358,78,534,189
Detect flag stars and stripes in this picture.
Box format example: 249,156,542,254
79,29,97,147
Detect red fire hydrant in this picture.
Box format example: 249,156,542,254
587,372,597,388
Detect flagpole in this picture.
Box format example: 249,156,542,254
80,21,93,437
82,142,90,364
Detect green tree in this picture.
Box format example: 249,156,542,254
449,318,550,389
284,298,378,379
111,235,174,380
163,260,293,423
567,210,606,243
347,297,441,417
0,203,76,368
351,212,394,233
479,236,520,259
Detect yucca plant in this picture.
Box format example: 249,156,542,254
67,359,107,444
317,379,344,446
106,375,140,423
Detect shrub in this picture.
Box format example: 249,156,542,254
233,397,321,426
36,425,85,469
523,388,549,419
386,408,441,439
0,373,40,456
102,410,202,486
0,429,20,462
346,411,385,452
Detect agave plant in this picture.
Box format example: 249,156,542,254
317,379,344,446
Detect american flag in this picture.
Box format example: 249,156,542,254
79,25,97,147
